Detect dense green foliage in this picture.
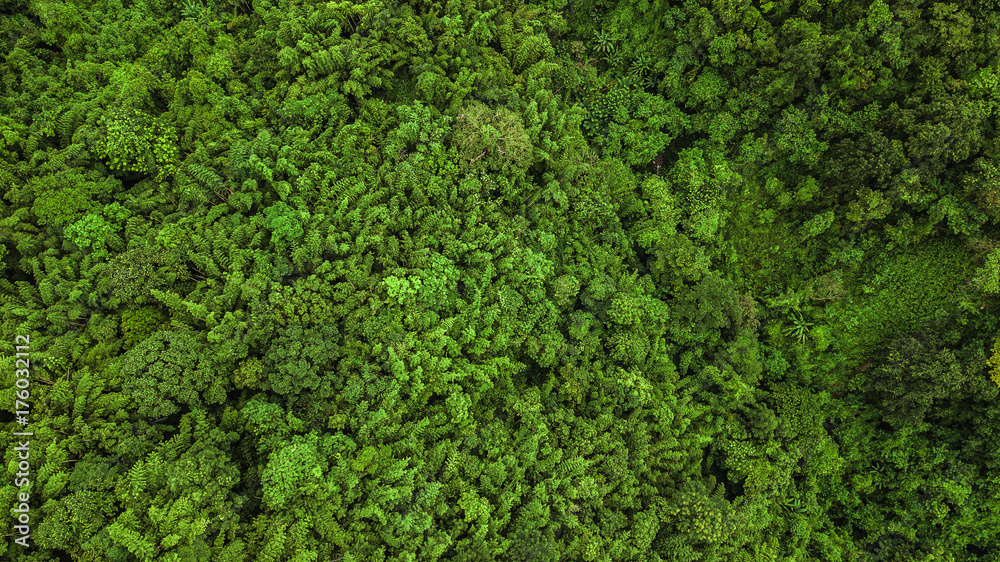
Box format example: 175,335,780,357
2,0,1000,559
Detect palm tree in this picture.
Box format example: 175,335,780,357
782,311,813,344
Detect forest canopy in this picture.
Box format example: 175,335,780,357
2,0,1000,560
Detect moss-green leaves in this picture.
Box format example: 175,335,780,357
453,101,532,171
120,330,229,419
262,432,328,510
262,200,308,251
384,274,423,306
92,101,179,183
64,213,116,259
263,324,340,397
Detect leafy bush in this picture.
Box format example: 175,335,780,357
453,101,532,170
120,330,229,419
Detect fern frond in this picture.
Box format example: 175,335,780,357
107,521,157,561
232,223,253,248
41,143,86,173
324,176,364,208
328,46,346,68
213,242,233,271
124,216,146,241
25,131,42,156
57,109,75,146
48,379,74,411
181,0,211,22
443,442,461,479
497,12,515,54
227,139,252,180
314,49,335,76
0,162,18,187
58,105,87,146
127,461,149,496
514,34,547,70
187,162,226,192
185,233,207,257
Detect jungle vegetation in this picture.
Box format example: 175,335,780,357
1,0,1000,560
